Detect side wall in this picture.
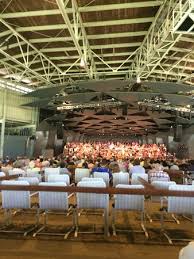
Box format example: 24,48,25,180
0,88,38,124
0,88,39,158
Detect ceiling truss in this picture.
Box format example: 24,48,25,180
0,0,193,86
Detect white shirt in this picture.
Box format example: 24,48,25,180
170,164,179,170
130,165,145,175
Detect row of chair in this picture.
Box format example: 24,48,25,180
8,168,150,186
0,177,194,243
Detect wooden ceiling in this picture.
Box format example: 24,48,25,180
0,0,193,88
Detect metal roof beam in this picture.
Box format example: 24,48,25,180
0,46,49,83
1,43,141,62
40,42,141,52
16,17,154,32
56,0,96,79
29,31,147,43
0,1,163,18
0,18,69,84
12,52,135,68
34,64,131,73
49,52,135,60
129,0,194,79
2,43,183,62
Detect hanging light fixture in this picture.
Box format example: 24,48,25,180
80,56,86,68
136,75,141,84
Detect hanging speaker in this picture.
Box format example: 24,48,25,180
174,124,182,142
122,104,128,116
56,123,64,139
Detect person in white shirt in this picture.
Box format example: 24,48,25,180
170,164,179,170
129,159,145,175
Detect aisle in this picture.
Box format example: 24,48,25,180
0,238,180,259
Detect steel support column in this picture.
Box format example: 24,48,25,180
0,85,7,159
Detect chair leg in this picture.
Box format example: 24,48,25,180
112,208,117,236
182,214,193,222
64,207,76,239
33,210,47,237
171,213,180,224
74,207,79,238
145,213,153,223
141,212,149,239
104,208,109,237
160,210,173,245
4,209,12,226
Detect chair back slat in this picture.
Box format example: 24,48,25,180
39,182,68,210
75,168,90,183
2,180,30,209
168,185,194,214
113,172,129,187
76,181,109,209
114,184,144,211
93,172,109,186
131,173,148,185
48,174,70,185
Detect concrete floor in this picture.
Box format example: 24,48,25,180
0,238,181,259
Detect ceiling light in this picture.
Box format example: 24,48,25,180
136,75,141,84
80,57,86,68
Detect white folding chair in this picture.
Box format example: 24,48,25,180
131,173,148,185
18,177,39,186
93,172,110,186
112,184,148,238
113,172,129,187
149,173,170,183
33,182,75,239
75,168,90,183
26,169,42,181
81,177,104,182
0,172,5,177
44,167,60,181
8,168,25,176
151,181,176,203
0,180,38,236
47,174,74,198
48,174,70,185
75,181,109,237
147,181,178,224
161,185,194,244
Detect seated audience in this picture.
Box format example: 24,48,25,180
148,163,170,182
92,159,112,178
59,161,71,177
129,159,145,175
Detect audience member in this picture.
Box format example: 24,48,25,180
129,159,145,175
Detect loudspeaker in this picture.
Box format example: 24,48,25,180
29,135,36,140
56,123,64,139
174,124,182,142
122,104,128,116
